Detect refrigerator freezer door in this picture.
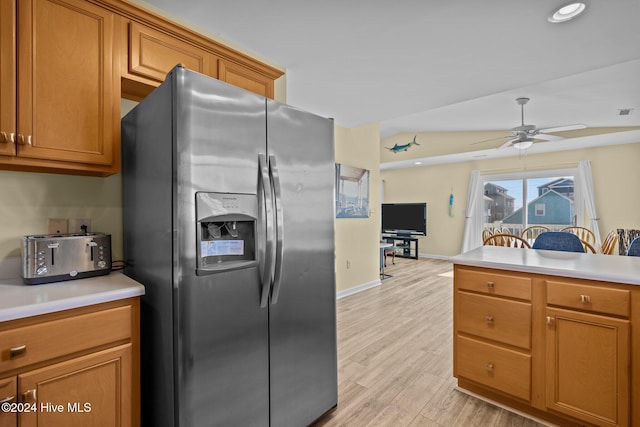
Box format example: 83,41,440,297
178,268,269,426
172,68,271,426
266,100,338,426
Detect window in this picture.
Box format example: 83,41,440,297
481,168,578,236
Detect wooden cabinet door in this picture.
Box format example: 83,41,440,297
546,308,630,427
0,377,17,427
18,344,132,427
0,0,16,157
124,21,217,85
15,0,119,169
219,59,274,98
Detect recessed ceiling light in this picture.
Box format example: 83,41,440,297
414,161,423,165
548,2,587,23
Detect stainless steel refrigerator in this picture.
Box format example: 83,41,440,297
121,65,337,427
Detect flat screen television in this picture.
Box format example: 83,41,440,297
381,203,427,236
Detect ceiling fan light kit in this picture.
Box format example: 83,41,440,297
548,2,587,23
513,140,533,150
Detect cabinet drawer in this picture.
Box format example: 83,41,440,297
0,305,131,372
455,268,531,300
546,281,630,317
456,335,531,401
457,291,531,349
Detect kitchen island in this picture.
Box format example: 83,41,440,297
0,272,144,427
451,246,640,427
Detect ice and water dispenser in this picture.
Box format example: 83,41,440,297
196,192,258,274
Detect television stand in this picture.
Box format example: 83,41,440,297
383,235,419,260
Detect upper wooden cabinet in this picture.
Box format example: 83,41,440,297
219,59,274,99
0,0,284,176
0,0,120,176
116,1,283,101
121,21,218,100
0,0,16,158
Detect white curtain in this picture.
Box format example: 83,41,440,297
461,170,483,253
577,160,601,246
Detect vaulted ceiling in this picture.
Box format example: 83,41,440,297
139,0,640,150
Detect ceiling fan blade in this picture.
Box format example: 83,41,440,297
534,133,565,142
536,124,587,133
469,135,512,145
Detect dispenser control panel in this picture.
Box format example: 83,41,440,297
195,192,258,274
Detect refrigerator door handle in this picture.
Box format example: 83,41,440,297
269,155,284,304
259,153,275,307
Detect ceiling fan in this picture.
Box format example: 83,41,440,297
472,97,587,149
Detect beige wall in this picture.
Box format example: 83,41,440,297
334,123,381,294
0,171,123,259
381,134,640,257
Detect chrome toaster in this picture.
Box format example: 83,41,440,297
21,233,112,285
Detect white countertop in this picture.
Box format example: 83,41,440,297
451,246,640,286
0,272,145,322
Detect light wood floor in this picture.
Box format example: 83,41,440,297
313,257,547,427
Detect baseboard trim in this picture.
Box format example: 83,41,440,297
336,279,381,300
418,253,452,261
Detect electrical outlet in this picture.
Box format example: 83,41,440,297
48,218,68,234
73,218,92,233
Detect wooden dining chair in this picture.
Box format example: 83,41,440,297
561,226,596,246
483,233,531,249
600,230,618,255
581,240,597,253
521,225,550,242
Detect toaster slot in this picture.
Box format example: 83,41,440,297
88,240,98,261
47,242,59,265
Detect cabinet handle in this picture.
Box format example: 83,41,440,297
1,131,15,143
486,363,494,372
9,345,27,359
486,281,494,288
0,395,15,404
21,389,37,403
485,315,494,324
580,294,591,304
17,134,32,145
546,316,555,325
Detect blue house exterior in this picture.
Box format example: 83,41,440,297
503,190,573,225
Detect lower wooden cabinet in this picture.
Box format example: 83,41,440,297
16,344,132,427
0,377,17,427
546,308,630,427
454,265,637,427
0,299,139,427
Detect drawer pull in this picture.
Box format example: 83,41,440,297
0,395,15,404
580,294,591,304
21,389,36,403
9,345,27,359
485,315,494,324
486,363,494,372
546,316,555,325
486,281,494,288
